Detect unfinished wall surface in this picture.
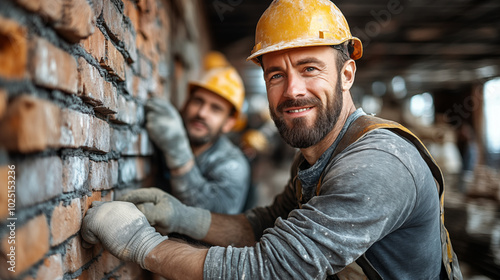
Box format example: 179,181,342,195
0,0,209,279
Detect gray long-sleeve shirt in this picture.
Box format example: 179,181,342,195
203,110,442,279
170,136,251,214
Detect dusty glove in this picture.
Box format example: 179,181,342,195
81,201,168,269
119,188,211,240
145,98,193,169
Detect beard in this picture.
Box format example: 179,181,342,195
270,80,343,149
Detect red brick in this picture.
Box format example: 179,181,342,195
0,215,50,277
81,191,102,216
121,129,153,156
88,161,111,191
109,160,118,187
92,0,103,18
110,262,145,280
80,29,106,63
95,80,118,115
88,116,111,152
136,157,152,181
77,57,117,114
60,109,90,149
137,56,153,79
0,166,11,219
0,95,61,153
101,40,126,81
123,25,138,63
62,156,90,193
17,156,63,208
0,89,7,119
63,235,93,273
34,254,64,280
60,109,110,152
157,8,170,54
134,76,148,101
50,199,82,246
87,250,122,279
39,0,64,23
124,0,139,30
102,189,114,202
110,95,137,125
54,0,96,43
0,16,28,79
30,37,78,94
102,0,124,42
14,0,40,12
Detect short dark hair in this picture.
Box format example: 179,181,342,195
331,41,353,72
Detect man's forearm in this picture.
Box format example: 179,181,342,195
202,213,256,247
145,239,208,280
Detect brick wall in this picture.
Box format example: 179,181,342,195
0,0,209,279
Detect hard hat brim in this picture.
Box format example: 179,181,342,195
247,37,363,65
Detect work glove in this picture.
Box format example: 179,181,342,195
119,187,211,240
145,97,193,169
81,201,168,269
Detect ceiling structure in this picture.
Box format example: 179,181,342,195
202,0,500,101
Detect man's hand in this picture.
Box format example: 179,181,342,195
119,188,211,240
145,98,193,169
81,201,168,269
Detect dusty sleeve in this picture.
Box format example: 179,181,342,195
203,146,418,279
170,153,251,214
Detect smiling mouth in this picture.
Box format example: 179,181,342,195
285,107,313,114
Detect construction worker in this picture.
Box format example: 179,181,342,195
82,0,463,279
145,52,251,214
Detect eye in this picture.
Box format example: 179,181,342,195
305,66,316,72
270,73,283,81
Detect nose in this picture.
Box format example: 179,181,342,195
195,103,210,119
283,71,306,99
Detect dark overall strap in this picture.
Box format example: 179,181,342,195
293,115,461,279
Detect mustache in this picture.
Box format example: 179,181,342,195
276,97,322,113
188,117,209,129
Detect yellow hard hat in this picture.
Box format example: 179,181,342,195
241,129,268,153
189,66,245,118
203,51,230,70
247,0,363,64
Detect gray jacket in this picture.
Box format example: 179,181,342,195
170,136,251,214
203,110,442,279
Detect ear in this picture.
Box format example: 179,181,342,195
341,59,356,91
221,116,237,133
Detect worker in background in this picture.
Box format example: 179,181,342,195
81,0,462,279
145,51,251,214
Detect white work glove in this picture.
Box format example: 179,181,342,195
119,188,211,240
81,201,168,269
145,98,193,169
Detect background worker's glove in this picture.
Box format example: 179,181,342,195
81,201,168,269
145,98,193,169
119,188,211,240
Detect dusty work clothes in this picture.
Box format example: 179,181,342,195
169,135,251,214
203,109,443,279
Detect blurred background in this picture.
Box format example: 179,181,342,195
202,0,500,278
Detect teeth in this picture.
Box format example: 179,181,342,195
288,108,309,113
